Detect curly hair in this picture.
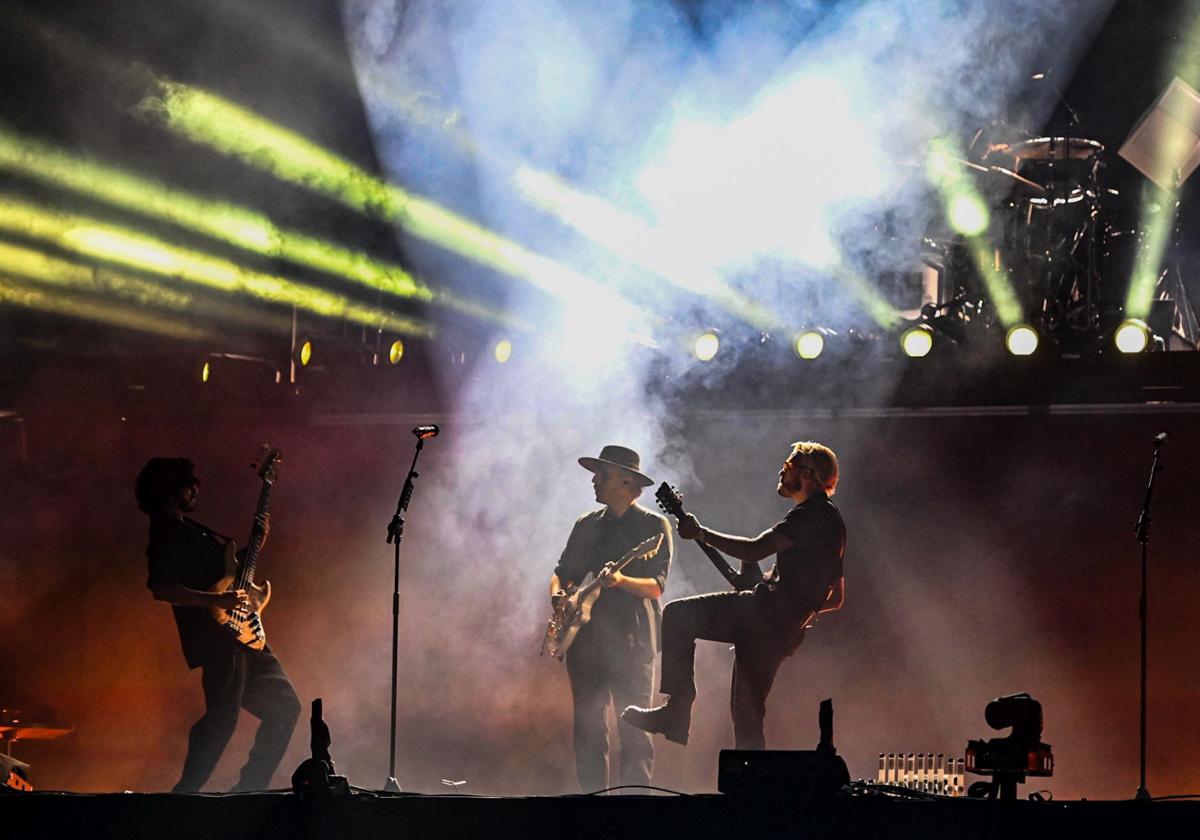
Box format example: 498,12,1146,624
135,457,198,514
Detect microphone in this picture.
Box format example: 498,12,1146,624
412,424,439,440
1154,432,1167,445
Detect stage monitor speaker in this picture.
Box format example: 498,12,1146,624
718,749,850,799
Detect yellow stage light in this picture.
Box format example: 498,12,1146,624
1005,324,1039,356
494,339,513,364
1114,319,1150,354
693,332,720,362
201,361,211,383
795,330,825,360
389,339,405,364
299,340,313,366
901,324,934,358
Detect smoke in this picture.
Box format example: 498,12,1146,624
324,0,1124,794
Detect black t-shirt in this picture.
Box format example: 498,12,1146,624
146,514,234,668
762,491,846,621
554,504,673,652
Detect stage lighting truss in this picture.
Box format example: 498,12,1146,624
201,353,282,385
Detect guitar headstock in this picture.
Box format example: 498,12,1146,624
616,533,664,567
654,481,684,518
252,446,283,484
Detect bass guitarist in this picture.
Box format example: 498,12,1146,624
549,445,673,792
136,457,299,792
623,441,845,750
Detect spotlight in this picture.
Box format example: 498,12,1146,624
901,324,934,358
1005,324,1039,356
201,360,211,383
795,330,825,360
1114,319,1150,354
298,340,313,366
693,332,720,362
388,339,404,365
494,339,513,363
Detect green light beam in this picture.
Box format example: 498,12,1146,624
0,197,432,336
0,124,512,328
139,80,644,325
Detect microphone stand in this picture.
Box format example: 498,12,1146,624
382,436,427,793
1133,434,1165,801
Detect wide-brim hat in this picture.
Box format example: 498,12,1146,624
578,444,654,487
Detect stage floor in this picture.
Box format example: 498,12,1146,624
3,788,1196,839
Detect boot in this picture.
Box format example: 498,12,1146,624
621,697,692,746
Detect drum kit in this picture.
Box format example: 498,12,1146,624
926,128,1134,347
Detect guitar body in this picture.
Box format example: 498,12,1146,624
544,574,602,660
208,579,270,651
544,534,664,661
206,446,281,652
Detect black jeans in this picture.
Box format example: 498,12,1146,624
173,645,301,792
565,620,656,793
659,590,805,750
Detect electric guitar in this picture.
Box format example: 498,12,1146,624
655,482,844,626
208,446,280,651
654,482,752,591
542,533,664,660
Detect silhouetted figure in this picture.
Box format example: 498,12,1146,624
137,457,299,792
549,446,673,792
624,441,845,749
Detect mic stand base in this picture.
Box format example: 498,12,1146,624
1135,786,1151,800
383,776,403,794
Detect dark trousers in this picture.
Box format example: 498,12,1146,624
659,590,804,750
565,621,656,793
173,645,301,793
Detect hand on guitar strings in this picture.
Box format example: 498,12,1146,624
215,589,253,611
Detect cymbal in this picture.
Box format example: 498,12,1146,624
989,137,1104,161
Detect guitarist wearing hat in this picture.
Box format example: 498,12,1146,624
549,445,673,793
136,457,300,792
623,441,845,750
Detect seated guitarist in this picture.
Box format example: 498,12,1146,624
136,457,299,792
623,441,845,750
549,445,673,793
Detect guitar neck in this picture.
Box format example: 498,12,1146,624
236,481,272,589
577,547,645,599
692,538,744,590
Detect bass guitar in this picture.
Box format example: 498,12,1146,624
543,533,664,660
208,445,280,651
